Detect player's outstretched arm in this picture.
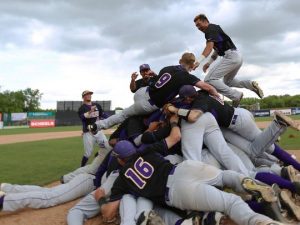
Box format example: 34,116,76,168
195,80,219,97
165,104,203,123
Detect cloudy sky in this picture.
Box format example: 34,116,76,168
1,0,299,110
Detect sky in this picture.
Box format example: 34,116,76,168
0,0,300,110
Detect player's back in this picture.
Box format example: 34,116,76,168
149,65,199,107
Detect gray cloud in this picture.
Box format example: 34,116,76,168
0,0,299,67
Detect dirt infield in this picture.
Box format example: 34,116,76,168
0,129,115,145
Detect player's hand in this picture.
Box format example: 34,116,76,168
203,63,210,73
162,103,176,116
94,188,105,201
169,114,179,124
192,61,200,70
131,72,138,80
209,86,220,98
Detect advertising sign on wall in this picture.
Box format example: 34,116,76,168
30,120,55,128
270,109,291,116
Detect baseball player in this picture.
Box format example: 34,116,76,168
167,85,300,171
130,64,157,93
98,138,283,225
193,14,264,107
78,90,111,166
91,52,219,131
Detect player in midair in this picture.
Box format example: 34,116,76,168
78,90,111,167
193,14,263,107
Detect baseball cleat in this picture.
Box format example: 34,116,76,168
202,212,234,225
232,93,243,108
252,81,264,98
279,189,300,221
281,165,300,183
242,178,277,202
181,211,202,225
274,111,300,131
136,210,165,225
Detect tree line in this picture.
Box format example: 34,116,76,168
239,94,300,109
0,88,43,113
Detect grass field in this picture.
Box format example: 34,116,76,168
254,114,300,121
0,125,81,135
0,137,100,185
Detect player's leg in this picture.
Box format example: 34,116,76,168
202,113,249,175
120,194,137,225
204,53,243,101
67,190,100,225
95,87,158,130
135,197,154,221
2,173,95,211
180,114,206,161
94,130,112,151
0,183,46,193
81,132,94,166
201,148,222,169
62,152,108,183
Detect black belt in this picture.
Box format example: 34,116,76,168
231,115,238,125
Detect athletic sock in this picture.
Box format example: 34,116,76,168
246,200,264,214
255,172,296,193
80,156,89,167
0,195,4,210
272,144,300,171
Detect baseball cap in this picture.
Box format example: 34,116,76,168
139,64,150,72
82,90,93,97
179,85,197,98
179,52,196,65
112,140,137,159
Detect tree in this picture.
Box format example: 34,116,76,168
22,88,43,112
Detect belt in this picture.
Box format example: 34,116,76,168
231,115,238,125
165,166,176,202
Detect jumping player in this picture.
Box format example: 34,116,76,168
193,14,263,107
78,90,111,166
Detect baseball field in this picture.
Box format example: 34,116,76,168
0,119,299,225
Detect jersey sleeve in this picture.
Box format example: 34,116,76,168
141,140,169,156
95,103,103,117
141,124,171,144
205,25,220,43
77,105,86,120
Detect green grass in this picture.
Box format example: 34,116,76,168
276,128,300,150
255,114,300,122
0,125,81,135
0,137,99,185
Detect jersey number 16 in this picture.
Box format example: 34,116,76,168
125,157,154,189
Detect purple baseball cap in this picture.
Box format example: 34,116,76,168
179,85,197,98
139,64,150,72
112,140,137,159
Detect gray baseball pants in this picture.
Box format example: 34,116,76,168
96,87,158,129
224,108,287,158
67,172,119,225
2,173,95,212
82,130,111,158
204,49,254,101
181,112,249,175
62,148,110,183
165,160,273,225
